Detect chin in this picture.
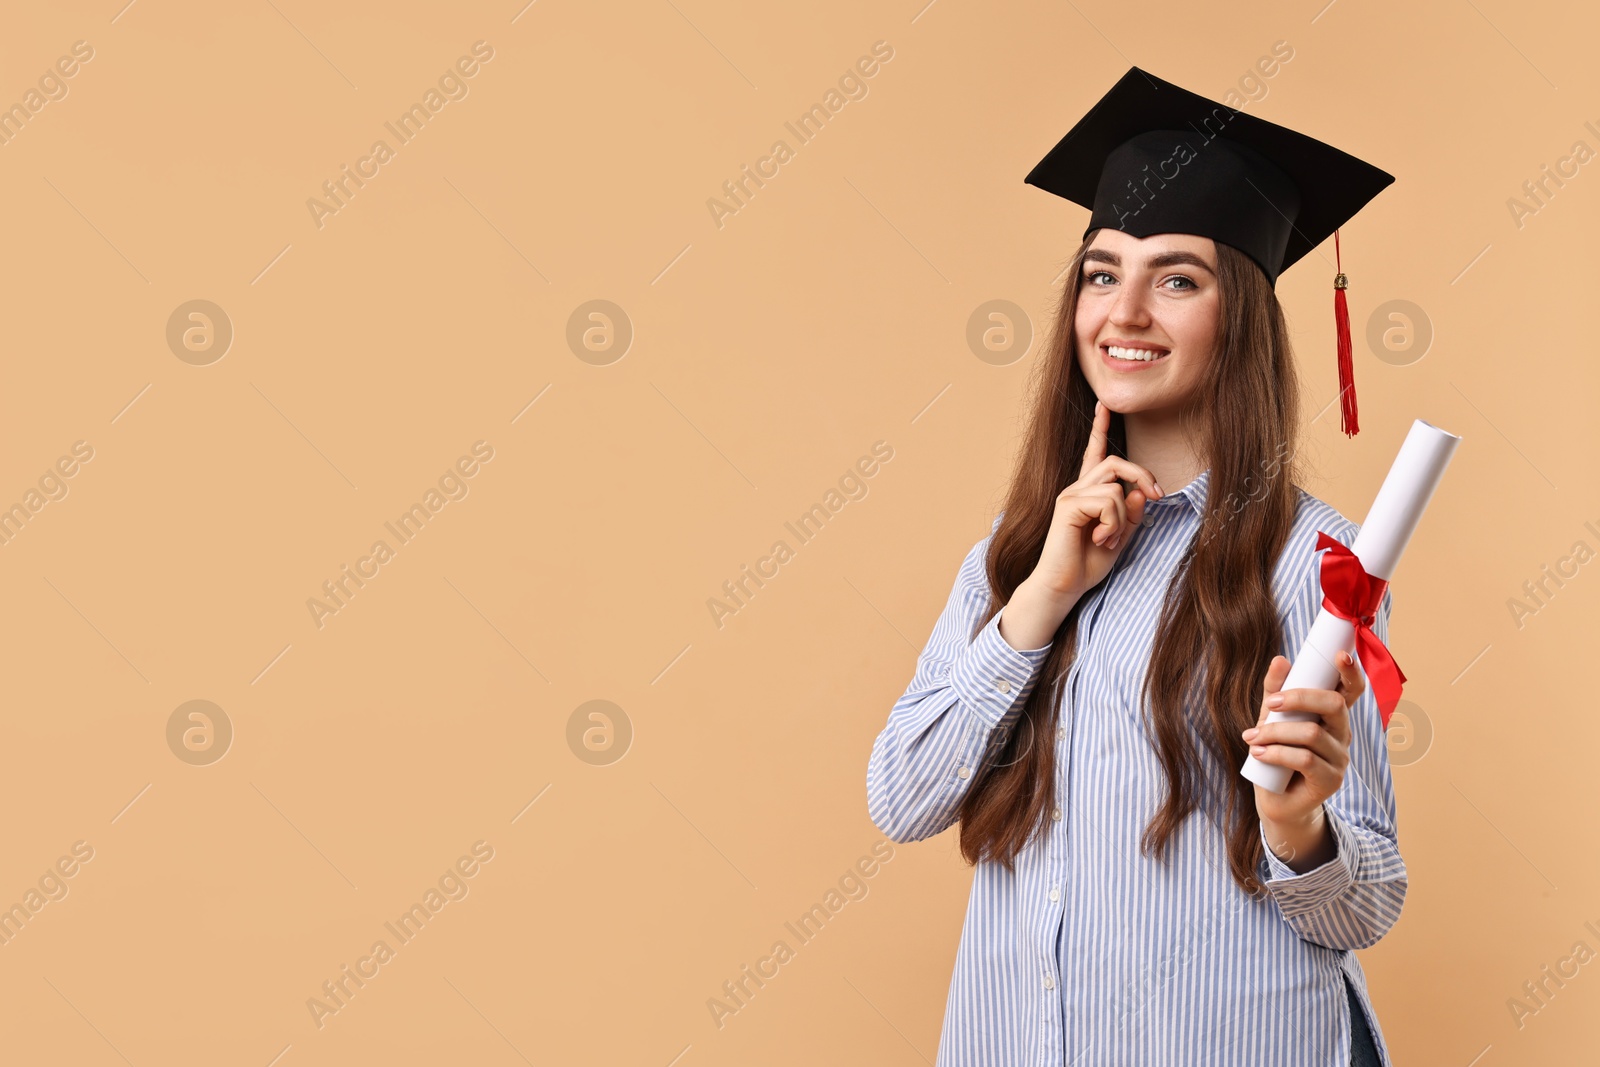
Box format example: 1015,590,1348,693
1096,392,1171,416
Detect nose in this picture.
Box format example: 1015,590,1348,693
1107,279,1152,328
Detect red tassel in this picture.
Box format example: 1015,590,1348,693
1333,229,1358,437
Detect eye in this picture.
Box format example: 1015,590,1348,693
1084,270,1115,286
1163,274,1198,291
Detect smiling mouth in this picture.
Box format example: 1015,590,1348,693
1103,344,1171,363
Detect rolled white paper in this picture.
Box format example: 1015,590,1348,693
1241,418,1462,795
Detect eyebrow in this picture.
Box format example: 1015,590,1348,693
1082,248,1216,275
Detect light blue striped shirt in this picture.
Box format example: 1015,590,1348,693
867,468,1405,1066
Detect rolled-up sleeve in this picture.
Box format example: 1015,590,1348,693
866,520,1053,844
1258,520,1407,950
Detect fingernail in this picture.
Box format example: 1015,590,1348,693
1266,694,1284,708
1250,746,1265,756
1242,728,1258,741
1154,481,1163,496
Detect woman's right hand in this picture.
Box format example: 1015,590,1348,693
1029,399,1163,604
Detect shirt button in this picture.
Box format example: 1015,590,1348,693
1049,886,1060,901
995,677,1012,694
1044,975,1055,990
1052,808,1062,821
1057,726,1066,740
956,766,970,779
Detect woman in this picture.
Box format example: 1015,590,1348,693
867,69,1404,1066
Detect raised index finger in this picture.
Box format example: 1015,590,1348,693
1080,399,1110,480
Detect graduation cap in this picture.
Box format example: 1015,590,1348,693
1024,66,1395,437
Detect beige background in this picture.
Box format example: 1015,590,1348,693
0,0,1593,1063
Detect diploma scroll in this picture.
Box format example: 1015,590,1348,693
1240,418,1462,795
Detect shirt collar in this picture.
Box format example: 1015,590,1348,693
1144,467,1209,517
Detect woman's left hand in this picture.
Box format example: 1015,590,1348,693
1244,651,1367,831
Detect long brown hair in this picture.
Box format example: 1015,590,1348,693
956,229,1302,896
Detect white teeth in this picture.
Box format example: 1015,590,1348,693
1106,345,1168,362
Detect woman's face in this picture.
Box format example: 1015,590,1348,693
1073,229,1220,419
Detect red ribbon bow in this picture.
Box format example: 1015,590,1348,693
1314,531,1406,729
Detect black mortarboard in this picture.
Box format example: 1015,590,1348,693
1024,66,1396,436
